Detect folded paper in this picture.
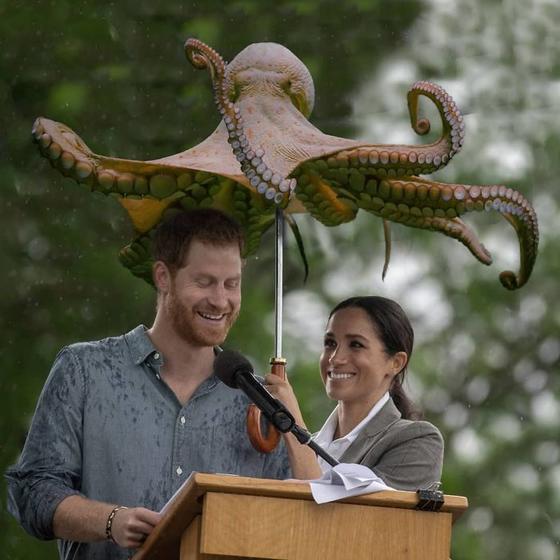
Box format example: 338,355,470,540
309,463,394,504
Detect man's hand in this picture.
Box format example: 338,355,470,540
110,507,161,549
53,495,161,548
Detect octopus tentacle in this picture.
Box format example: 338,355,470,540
285,214,310,282
120,183,277,284
32,117,277,259
355,181,491,264
349,176,537,289
409,215,492,265
498,211,539,290
185,39,296,205
119,232,155,283
307,81,465,178
32,118,190,204
407,81,465,164
291,163,358,226
382,219,392,280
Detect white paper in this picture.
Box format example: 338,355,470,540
159,473,192,515
309,463,394,504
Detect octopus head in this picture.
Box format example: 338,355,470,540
226,42,315,118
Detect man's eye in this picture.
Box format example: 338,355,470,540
196,278,212,287
226,280,240,289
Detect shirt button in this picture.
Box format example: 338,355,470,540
153,352,160,360
180,416,186,425
176,466,183,476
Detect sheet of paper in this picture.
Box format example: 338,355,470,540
159,473,194,515
309,463,394,504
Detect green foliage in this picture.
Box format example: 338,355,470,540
2,1,559,559
47,82,89,116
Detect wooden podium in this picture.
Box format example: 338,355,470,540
133,473,467,560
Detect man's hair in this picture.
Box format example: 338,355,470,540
153,209,244,272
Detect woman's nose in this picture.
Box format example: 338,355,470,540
329,346,346,364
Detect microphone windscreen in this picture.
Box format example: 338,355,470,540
214,349,254,388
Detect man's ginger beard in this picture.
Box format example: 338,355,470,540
165,278,239,347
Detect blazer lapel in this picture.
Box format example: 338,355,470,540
339,398,402,465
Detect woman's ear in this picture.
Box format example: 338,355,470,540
153,261,172,294
391,351,408,376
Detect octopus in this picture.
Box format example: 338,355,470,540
32,38,539,290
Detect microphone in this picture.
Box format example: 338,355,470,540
214,350,296,433
214,350,339,466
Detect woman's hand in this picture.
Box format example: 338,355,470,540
264,372,323,480
264,372,305,427
110,506,161,549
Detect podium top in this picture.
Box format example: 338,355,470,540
133,472,468,560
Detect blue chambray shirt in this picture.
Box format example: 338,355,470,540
5,325,290,560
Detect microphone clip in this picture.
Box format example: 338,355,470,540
415,483,445,512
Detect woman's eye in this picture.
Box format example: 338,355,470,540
350,340,364,348
323,338,336,348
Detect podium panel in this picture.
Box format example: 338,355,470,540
134,473,468,560
197,492,451,560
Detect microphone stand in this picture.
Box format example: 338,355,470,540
290,425,339,467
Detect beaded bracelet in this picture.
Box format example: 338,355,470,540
105,505,128,544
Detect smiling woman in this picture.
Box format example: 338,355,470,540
265,296,443,490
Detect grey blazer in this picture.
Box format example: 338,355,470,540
339,398,443,491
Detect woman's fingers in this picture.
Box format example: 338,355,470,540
264,373,305,426
264,373,284,385
264,373,290,400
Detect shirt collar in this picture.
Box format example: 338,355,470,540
124,325,159,366
313,406,339,447
344,392,390,443
124,326,223,391
314,392,390,446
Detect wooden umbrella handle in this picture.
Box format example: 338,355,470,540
246,357,286,453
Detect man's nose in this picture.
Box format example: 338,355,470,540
208,285,228,308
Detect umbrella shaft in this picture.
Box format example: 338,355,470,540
274,207,283,358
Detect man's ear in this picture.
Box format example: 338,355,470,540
153,261,172,294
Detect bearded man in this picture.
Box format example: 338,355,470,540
6,209,290,560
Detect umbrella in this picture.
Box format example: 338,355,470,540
31,38,539,451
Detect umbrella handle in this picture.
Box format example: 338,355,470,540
246,357,286,453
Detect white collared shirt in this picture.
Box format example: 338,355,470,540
313,392,390,473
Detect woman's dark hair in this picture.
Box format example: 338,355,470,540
329,296,422,420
